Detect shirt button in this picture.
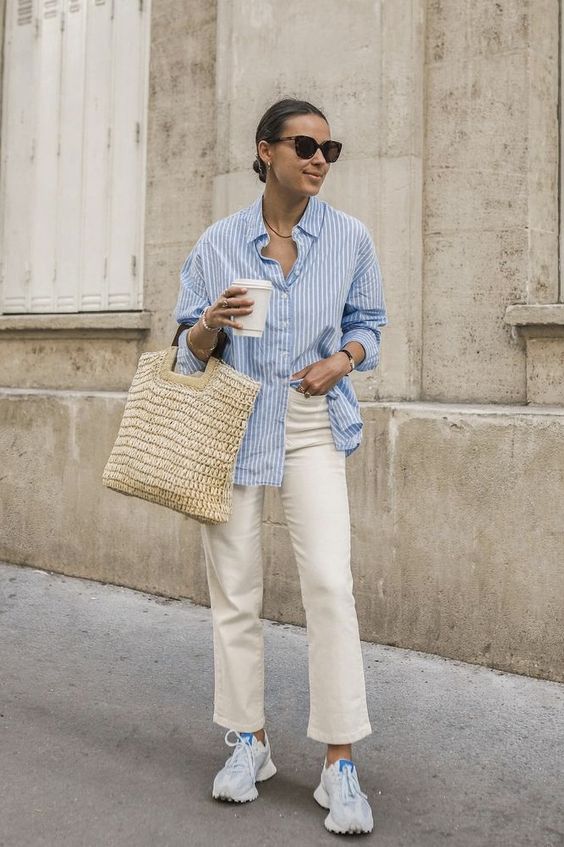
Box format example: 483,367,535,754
281,292,288,299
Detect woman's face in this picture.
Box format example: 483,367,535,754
259,113,332,197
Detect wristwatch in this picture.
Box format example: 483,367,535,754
338,348,355,373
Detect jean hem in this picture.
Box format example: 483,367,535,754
213,711,266,733
306,721,373,744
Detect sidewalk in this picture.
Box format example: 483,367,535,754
1,561,563,847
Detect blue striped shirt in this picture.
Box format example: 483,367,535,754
174,193,387,486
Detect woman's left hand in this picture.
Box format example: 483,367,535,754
291,353,351,396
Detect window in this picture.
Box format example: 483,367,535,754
0,0,151,313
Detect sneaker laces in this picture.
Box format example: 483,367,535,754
336,761,368,804
223,729,255,776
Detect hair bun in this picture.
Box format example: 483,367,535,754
253,156,267,183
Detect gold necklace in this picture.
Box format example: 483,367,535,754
263,216,294,239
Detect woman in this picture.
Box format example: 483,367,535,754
174,98,387,835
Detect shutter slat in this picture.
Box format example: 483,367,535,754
79,0,112,311
106,0,144,310
1,0,36,312
55,0,86,311
29,1,62,312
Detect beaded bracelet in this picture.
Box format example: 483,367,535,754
201,307,220,333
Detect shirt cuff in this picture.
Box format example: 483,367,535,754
174,328,206,374
341,328,380,371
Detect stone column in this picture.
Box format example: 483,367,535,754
213,0,425,402
423,0,559,404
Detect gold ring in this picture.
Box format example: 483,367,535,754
296,385,305,394
221,298,229,310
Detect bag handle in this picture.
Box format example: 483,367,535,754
171,322,229,359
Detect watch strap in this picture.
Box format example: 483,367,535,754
338,348,355,372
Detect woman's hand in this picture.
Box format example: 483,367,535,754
206,285,255,331
291,353,351,396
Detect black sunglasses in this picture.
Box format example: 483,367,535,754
269,135,343,163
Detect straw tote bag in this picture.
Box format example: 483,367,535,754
102,325,260,524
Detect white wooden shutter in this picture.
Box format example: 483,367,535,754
0,0,150,314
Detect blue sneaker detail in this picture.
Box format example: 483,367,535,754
339,758,355,773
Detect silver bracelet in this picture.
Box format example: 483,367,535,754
201,307,220,333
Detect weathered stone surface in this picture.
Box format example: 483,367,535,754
422,228,527,403
425,51,528,174
527,228,559,305
423,0,560,401
0,390,204,599
352,401,564,683
424,168,527,235
0,335,147,391
143,0,217,352
525,337,564,405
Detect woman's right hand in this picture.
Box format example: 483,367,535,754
206,286,255,331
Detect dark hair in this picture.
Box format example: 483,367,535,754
253,98,328,183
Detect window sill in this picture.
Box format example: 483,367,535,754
504,304,564,336
504,304,564,405
0,311,152,334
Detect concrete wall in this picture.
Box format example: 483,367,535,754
1,0,564,684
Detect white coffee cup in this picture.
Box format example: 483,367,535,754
232,279,273,337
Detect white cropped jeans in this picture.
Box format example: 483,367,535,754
201,388,372,744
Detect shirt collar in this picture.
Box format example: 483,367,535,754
245,194,324,243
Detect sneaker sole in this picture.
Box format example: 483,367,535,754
212,785,259,803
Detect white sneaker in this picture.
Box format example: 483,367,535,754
212,729,277,803
313,757,374,834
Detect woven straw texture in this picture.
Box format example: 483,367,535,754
102,347,260,524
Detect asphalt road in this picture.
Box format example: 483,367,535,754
1,561,563,847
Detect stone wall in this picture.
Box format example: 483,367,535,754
423,0,560,404
143,0,217,352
